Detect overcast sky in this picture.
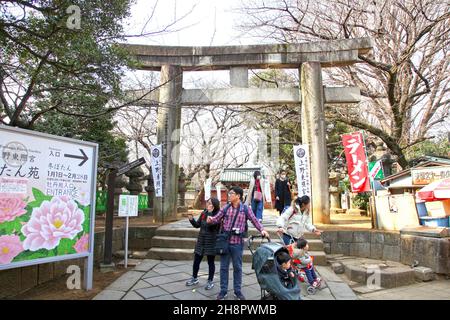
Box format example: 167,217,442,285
121,0,263,89
121,0,449,137
119,0,268,174
124,0,250,46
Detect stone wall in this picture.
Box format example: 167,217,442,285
0,226,157,299
322,230,450,275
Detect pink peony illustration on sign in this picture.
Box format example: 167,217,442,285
0,235,24,264
77,188,91,206
73,234,89,253
0,197,27,223
21,196,84,251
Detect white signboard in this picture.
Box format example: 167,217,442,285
0,125,97,290
204,178,212,201
293,145,312,197
216,183,221,203
412,166,450,185
118,195,139,217
264,179,272,203
150,144,163,197
118,195,138,268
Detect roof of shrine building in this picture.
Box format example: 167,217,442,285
122,37,373,71
219,167,262,183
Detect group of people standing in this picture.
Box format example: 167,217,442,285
185,169,321,300
245,169,295,222
187,186,268,300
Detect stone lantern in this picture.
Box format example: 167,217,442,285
329,171,345,214
144,172,154,216
371,142,394,178
111,174,127,214
125,167,144,195
178,168,186,206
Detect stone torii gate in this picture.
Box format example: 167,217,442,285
124,37,373,224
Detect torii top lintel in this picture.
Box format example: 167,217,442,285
123,37,373,71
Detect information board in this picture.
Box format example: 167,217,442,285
0,125,97,289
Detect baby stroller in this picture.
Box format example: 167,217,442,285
248,235,301,300
279,234,324,295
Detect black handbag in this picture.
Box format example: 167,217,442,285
215,206,240,255
215,232,231,255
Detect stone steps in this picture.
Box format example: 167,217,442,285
147,217,327,266
330,219,372,225
154,227,322,240
151,236,324,251
147,247,328,265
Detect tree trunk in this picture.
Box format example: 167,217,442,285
193,187,204,209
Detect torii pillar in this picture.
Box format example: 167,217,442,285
154,65,182,223
300,62,331,224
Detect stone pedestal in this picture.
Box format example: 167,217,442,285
330,191,341,210
300,62,330,224
154,64,183,223
99,262,116,273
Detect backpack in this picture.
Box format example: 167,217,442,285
221,203,250,238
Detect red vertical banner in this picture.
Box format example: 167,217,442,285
342,132,371,193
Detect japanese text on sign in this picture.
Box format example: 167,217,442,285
118,195,139,217
0,125,97,275
342,132,370,193
412,166,450,185
293,145,311,197
151,145,163,197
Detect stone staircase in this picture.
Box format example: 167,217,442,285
329,212,372,226
146,216,328,265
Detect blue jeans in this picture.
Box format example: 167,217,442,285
281,205,290,214
282,233,297,245
303,265,317,285
219,243,243,295
251,198,264,220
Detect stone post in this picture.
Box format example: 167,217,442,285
300,62,331,224
230,67,249,87
154,65,183,223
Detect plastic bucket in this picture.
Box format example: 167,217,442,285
416,202,428,217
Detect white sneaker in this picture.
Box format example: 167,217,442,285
186,277,199,286
205,280,214,290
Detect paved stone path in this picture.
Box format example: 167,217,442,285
94,209,450,300
93,258,359,300
357,279,450,300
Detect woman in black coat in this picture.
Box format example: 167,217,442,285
275,170,292,215
185,197,220,290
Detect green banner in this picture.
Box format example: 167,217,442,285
368,161,384,180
